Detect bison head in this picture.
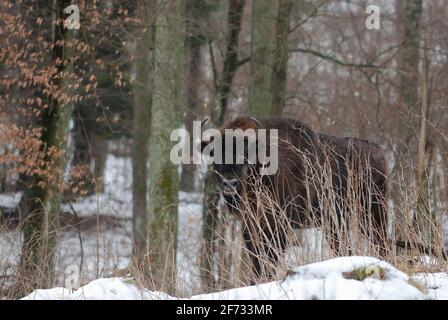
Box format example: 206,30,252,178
200,117,263,205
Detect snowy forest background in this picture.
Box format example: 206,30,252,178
1,0,448,299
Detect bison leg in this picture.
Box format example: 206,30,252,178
326,228,342,256
370,196,389,258
325,221,353,257
242,227,286,284
358,179,389,258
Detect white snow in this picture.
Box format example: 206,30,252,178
0,192,22,209
22,256,448,300
176,191,203,294
192,256,426,300
22,278,175,300
412,272,448,300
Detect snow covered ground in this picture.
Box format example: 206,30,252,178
22,256,448,300
0,192,22,209
413,272,448,300
0,154,204,295
0,191,203,294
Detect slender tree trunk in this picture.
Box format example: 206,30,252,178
147,0,185,294
132,0,156,262
395,0,423,165
413,33,434,247
180,0,207,192
271,0,293,116
72,107,108,196
90,133,107,191
201,168,221,290
393,0,423,244
214,0,246,123
398,0,423,116
249,0,277,117
19,0,73,293
200,0,245,291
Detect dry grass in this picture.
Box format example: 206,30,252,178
0,145,447,299
195,140,447,292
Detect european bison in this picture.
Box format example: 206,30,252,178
201,116,388,281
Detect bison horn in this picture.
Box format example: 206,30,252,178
201,118,209,128
250,117,262,129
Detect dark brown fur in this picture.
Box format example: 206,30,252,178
204,116,389,281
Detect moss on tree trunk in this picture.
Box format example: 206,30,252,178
146,0,185,295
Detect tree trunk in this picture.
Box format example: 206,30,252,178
270,0,293,116
19,0,74,293
71,107,108,196
395,0,423,164
249,0,277,117
146,0,185,295
200,0,245,291
398,0,423,115
413,32,435,248
201,169,221,290
393,0,423,244
180,0,207,192
132,0,156,263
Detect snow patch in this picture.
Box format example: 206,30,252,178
23,256,444,300
0,192,22,209
193,256,424,300
23,278,176,300
412,273,448,300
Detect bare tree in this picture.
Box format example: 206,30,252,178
132,0,157,264
180,0,207,192
394,0,424,247
146,0,185,294
249,0,277,116
413,32,434,246
395,0,423,166
201,0,246,290
19,0,74,293
271,0,294,115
